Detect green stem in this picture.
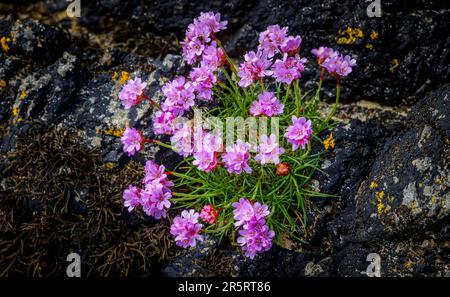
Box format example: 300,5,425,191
322,80,340,128
167,171,205,184
153,140,173,150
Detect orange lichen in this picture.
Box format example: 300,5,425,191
337,27,364,45
324,133,335,150
0,79,6,90
370,31,379,40
1,36,11,52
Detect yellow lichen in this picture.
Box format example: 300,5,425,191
375,190,386,215
337,27,364,45
404,261,414,270
12,106,19,117
366,43,374,50
112,71,118,81
1,36,11,52
324,133,335,150
389,59,400,73
0,79,6,90
19,90,27,100
370,31,379,40
370,181,378,189
96,127,125,138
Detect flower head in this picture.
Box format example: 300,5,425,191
311,47,337,65
276,162,291,176
181,12,227,65
170,121,193,157
143,160,174,188
232,199,274,258
121,127,143,156
254,134,285,165
123,185,141,212
272,54,307,84
222,140,252,174
201,41,225,70
140,181,172,219
189,65,217,100
238,51,273,87
193,151,219,173
161,77,196,116
322,54,357,78
199,205,219,224
249,91,284,117
153,110,176,135
284,116,313,151
237,222,275,259
118,77,147,109
280,35,302,54
258,25,288,57
170,209,203,248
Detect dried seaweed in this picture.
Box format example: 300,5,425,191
0,124,174,276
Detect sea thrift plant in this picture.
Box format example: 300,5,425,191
117,12,356,259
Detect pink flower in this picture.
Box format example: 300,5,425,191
271,54,307,84
193,151,219,173
254,134,285,165
249,91,284,117
161,77,196,116
232,198,255,227
201,41,225,70
181,12,227,65
170,121,193,157
199,205,219,224
237,222,275,259
238,51,273,87
196,12,227,36
123,185,141,212
153,110,176,135
284,116,313,151
170,209,203,248
311,47,337,65
121,127,143,156
189,65,217,100
280,35,301,54
322,54,357,78
118,77,147,109
232,198,274,258
181,37,205,65
222,139,252,174
258,25,288,58
141,181,172,219
143,160,174,188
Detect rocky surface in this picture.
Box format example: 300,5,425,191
0,1,449,276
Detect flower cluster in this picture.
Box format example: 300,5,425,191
312,46,356,78
122,160,173,219
118,77,147,109
117,11,357,260
284,116,313,151
121,127,143,156
170,209,203,248
181,12,227,65
238,25,306,87
232,199,275,259
254,134,285,165
249,91,284,117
